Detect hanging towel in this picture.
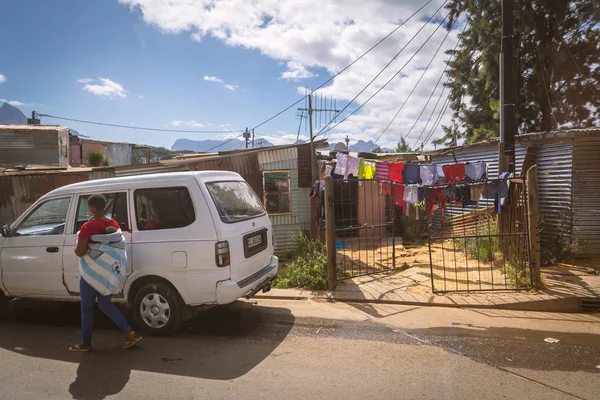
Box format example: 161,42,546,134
470,183,485,203
358,159,376,179
334,153,348,176
346,156,360,178
402,163,421,184
435,164,447,185
374,161,391,182
79,230,128,296
465,161,487,181
442,163,465,184
392,183,406,212
420,164,437,186
403,184,419,204
389,162,405,183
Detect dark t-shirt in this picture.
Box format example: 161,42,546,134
78,218,120,240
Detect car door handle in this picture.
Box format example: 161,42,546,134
46,247,60,253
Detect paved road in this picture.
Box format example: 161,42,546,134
0,298,598,400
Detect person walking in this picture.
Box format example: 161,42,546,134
69,194,142,352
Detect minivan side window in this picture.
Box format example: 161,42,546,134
134,187,195,231
15,197,71,236
74,193,129,233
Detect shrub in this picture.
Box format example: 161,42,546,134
273,232,327,290
540,212,584,266
456,218,500,262
89,151,105,167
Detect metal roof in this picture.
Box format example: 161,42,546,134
0,124,69,132
423,127,600,156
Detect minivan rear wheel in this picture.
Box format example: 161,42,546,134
133,282,182,336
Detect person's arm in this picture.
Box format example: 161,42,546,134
75,223,91,257
75,237,89,257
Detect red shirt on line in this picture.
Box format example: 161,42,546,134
78,218,120,240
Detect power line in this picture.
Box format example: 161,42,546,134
247,0,437,134
368,18,458,152
316,9,451,139
35,113,243,134
419,92,452,148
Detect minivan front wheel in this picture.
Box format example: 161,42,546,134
133,282,181,336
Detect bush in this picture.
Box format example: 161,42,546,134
89,151,105,167
457,218,500,262
273,232,328,290
540,212,584,266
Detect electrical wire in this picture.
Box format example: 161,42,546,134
247,0,437,134
367,18,460,152
536,47,559,128
295,111,304,144
419,92,452,148
315,9,451,139
36,113,244,134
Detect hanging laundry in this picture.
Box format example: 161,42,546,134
470,183,485,203
374,161,391,182
442,185,456,199
392,183,406,212
389,162,405,183
465,161,487,181
334,153,348,176
454,185,476,206
419,164,437,186
402,163,421,184
324,165,333,177
346,156,360,178
418,187,428,202
358,159,376,179
380,181,392,196
309,181,325,231
442,163,465,184
435,164,446,185
403,184,419,204
426,187,447,215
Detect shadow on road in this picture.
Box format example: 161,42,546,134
0,299,294,399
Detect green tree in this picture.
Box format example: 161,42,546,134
438,0,600,146
396,136,411,152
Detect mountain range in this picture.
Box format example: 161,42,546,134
326,139,393,153
0,102,27,124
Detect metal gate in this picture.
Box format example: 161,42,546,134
332,178,403,279
427,178,532,293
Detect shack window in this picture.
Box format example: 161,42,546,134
263,171,291,214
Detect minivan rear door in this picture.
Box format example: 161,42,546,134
203,180,273,284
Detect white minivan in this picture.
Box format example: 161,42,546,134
0,171,278,334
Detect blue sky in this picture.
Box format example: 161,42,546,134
0,0,457,150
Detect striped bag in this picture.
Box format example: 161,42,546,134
79,230,128,296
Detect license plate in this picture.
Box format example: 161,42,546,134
247,235,262,247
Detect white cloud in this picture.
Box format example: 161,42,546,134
281,61,317,80
0,74,6,84
0,99,30,106
223,84,239,91
138,95,145,99
171,120,205,127
119,0,461,148
203,76,224,83
78,78,128,99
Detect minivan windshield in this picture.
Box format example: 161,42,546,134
206,181,266,223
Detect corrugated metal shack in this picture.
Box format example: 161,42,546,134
0,125,70,168
0,167,115,226
70,135,134,166
116,141,326,254
424,128,600,256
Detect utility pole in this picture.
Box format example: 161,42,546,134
251,129,255,148
298,93,340,182
499,0,516,174
345,135,350,151
243,127,250,149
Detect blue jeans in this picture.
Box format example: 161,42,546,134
80,277,130,345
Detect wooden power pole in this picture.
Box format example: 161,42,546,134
499,0,516,174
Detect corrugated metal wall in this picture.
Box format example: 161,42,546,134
572,136,600,255
105,143,133,166
258,147,311,254
0,129,62,167
0,170,115,226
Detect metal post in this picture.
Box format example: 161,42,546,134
324,176,337,290
499,0,516,174
526,165,542,288
308,94,317,182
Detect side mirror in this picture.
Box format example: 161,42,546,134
1,225,10,238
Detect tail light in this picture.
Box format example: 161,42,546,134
215,241,230,267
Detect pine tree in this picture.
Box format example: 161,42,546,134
438,0,600,145
396,136,412,152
